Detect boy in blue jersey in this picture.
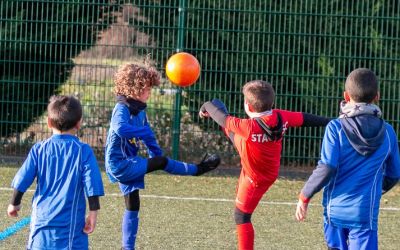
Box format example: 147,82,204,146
295,68,400,250
7,95,104,250
105,63,221,250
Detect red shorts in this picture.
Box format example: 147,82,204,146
235,170,275,213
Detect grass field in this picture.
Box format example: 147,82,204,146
1,165,400,250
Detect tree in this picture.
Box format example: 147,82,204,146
0,0,118,137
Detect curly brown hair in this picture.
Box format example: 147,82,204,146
113,63,161,98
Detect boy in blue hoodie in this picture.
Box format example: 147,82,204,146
105,63,220,250
295,68,400,250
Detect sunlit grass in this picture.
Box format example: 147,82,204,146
1,165,400,249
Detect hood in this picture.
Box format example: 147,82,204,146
340,115,386,156
116,95,147,115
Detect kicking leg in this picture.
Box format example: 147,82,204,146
147,156,197,175
146,155,220,176
110,157,147,183
146,156,168,173
122,190,140,250
195,153,221,176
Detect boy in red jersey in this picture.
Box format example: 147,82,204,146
199,80,330,250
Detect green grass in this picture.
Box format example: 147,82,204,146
1,165,400,249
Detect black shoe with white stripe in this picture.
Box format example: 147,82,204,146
195,153,221,176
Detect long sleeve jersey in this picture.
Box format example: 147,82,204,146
105,102,162,183
201,99,330,184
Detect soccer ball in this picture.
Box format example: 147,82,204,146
165,52,201,87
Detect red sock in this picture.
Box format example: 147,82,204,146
236,222,254,250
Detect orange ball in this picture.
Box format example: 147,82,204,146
165,52,201,87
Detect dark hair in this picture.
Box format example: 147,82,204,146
345,68,378,103
47,95,82,131
114,63,160,99
242,80,275,112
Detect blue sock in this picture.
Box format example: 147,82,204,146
164,158,198,175
122,210,139,250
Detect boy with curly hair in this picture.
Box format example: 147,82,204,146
199,80,330,250
296,68,400,250
105,63,221,249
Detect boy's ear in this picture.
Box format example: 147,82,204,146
343,91,351,102
245,100,255,112
47,117,53,129
374,92,380,103
75,119,83,130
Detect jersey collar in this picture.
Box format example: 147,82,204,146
246,109,273,118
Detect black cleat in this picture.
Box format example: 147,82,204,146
195,153,221,176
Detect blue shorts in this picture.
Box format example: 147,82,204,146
324,222,377,250
111,156,148,195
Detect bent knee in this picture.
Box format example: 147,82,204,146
147,156,168,172
234,207,252,225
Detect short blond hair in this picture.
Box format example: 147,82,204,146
242,80,275,112
113,63,160,98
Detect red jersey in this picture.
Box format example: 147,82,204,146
224,109,304,184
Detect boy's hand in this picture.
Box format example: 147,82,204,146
295,199,309,221
199,104,210,118
7,204,21,217
199,99,228,118
83,210,98,234
199,110,210,118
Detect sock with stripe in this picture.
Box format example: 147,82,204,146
164,158,197,175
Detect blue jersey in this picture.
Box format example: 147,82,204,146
320,119,400,230
11,134,104,250
105,102,162,185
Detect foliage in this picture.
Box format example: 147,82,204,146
1,1,399,164
126,0,400,163
0,0,118,137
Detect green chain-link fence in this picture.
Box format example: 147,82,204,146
1,0,399,167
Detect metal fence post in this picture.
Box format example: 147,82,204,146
171,0,187,160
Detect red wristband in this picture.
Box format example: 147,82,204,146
299,193,311,203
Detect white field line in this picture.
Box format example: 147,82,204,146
1,187,399,211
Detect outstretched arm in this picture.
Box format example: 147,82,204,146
275,109,330,128
302,113,331,127
199,99,229,127
199,99,237,143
